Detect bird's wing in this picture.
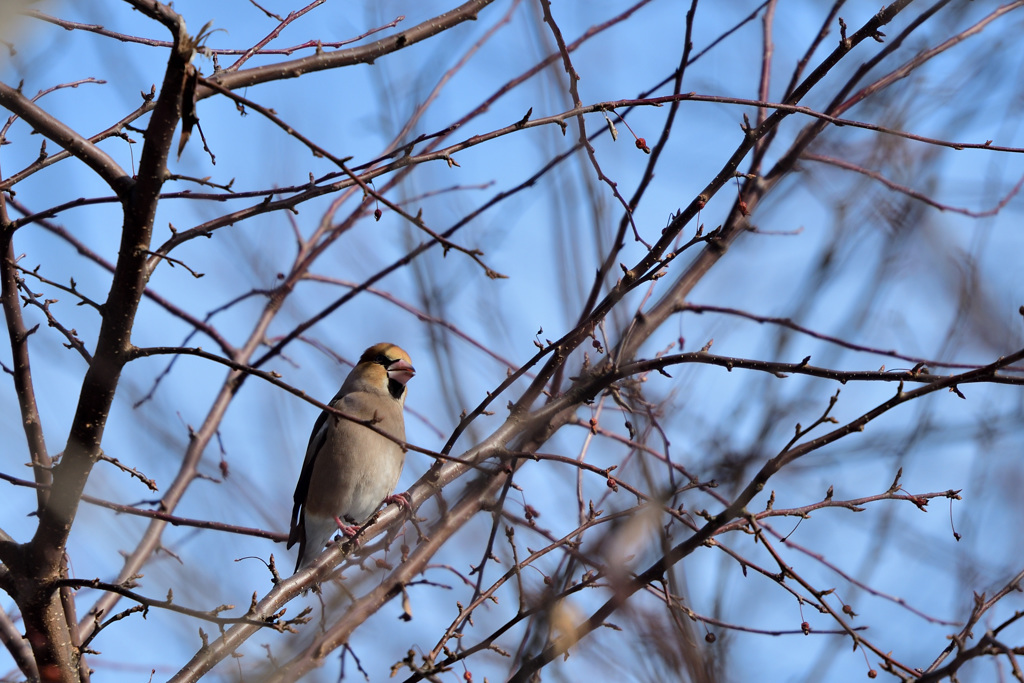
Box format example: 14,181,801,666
286,392,337,549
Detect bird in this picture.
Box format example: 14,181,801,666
287,343,415,573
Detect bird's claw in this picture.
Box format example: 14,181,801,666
332,516,362,545
384,492,412,511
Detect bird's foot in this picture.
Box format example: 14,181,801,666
384,491,412,511
332,516,362,544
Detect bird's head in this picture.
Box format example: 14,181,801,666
354,343,415,400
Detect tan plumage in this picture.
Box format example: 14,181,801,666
288,343,415,572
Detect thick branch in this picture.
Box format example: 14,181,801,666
0,83,131,198
200,0,495,95
0,209,51,513
0,603,38,681
16,6,194,680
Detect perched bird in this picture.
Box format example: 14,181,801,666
288,343,415,573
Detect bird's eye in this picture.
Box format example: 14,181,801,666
374,354,390,366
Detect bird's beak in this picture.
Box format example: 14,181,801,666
387,358,416,386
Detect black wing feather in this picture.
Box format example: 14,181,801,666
286,398,335,549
